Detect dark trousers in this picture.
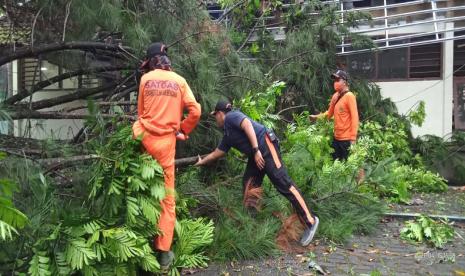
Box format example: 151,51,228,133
332,139,351,161
242,135,315,228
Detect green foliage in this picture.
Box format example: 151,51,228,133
362,160,447,203
407,101,426,127
414,131,465,185
235,81,286,129
170,218,214,274
176,167,282,261
400,215,455,248
28,251,52,276
211,210,280,261
3,0,457,268
359,116,412,163
279,113,385,242
1,124,214,275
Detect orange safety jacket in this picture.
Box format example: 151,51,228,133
322,91,359,141
137,69,201,136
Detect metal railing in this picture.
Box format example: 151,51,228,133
207,0,465,55
336,0,465,54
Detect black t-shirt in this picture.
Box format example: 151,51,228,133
217,110,267,155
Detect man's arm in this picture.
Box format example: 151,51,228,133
347,93,359,143
240,118,259,149
195,148,226,166
309,94,336,121
180,81,201,135
240,118,265,170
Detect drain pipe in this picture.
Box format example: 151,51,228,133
384,212,465,222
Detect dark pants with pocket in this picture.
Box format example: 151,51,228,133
242,134,315,228
332,139,351,161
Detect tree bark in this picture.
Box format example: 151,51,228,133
9,110,136,120
35,154,206,173
175,154,207,167
16,83,118,110
0,41,134,67
4,66,130,105
40,154,100,171
65,101,137,112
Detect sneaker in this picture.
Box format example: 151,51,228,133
300,216,319,247
157,250,174,271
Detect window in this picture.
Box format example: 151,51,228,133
346,52,376,79
453,38,465,77
409,44,441,78
0,64,7,101
345,42,442,80
21,58,100,91
378,48,408,79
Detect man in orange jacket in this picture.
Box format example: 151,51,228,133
309,69,359,160
132,42,201,270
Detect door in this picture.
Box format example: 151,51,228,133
453,78,465,130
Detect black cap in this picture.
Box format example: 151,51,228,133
331,69,349,81
210,100,232,115
146,42,168,58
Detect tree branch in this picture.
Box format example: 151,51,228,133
0,41,134,67
16,84,118,110
276,104,307,115
65,101,137,112
40,154,100,172
4,66,130,105
217,0,247,23
6,153,207,174
175,154,206,167
267,50,312,75
9,110,136,120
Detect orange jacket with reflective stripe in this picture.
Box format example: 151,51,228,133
137,69,201,136
324,91,359,141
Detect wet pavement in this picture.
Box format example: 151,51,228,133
190,188,465,276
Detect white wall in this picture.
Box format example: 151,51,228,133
13,90,86,140
376,23,455,139
376,80,452,138
11,60,86,140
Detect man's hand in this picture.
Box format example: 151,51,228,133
308,114,318,122
176,131,189,141
194,155,203,166
254,150,265,170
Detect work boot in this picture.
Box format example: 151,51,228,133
157,250,174,271
300,216,319,247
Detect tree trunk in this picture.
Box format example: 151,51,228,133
0,41,134,67
4,66,131,105
9,110,136,120
16,84,118,110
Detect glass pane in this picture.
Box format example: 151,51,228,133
377,48,408,79
455,82,465,130
0,65,7,101
40,60,60,89
346,52,376,79
62,73,79,89
409,43,441,78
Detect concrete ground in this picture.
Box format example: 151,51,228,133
190,189,465,276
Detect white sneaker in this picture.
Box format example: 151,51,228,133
300,216,319,246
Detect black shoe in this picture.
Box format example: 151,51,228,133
157,250,174,271
300,216,319,246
